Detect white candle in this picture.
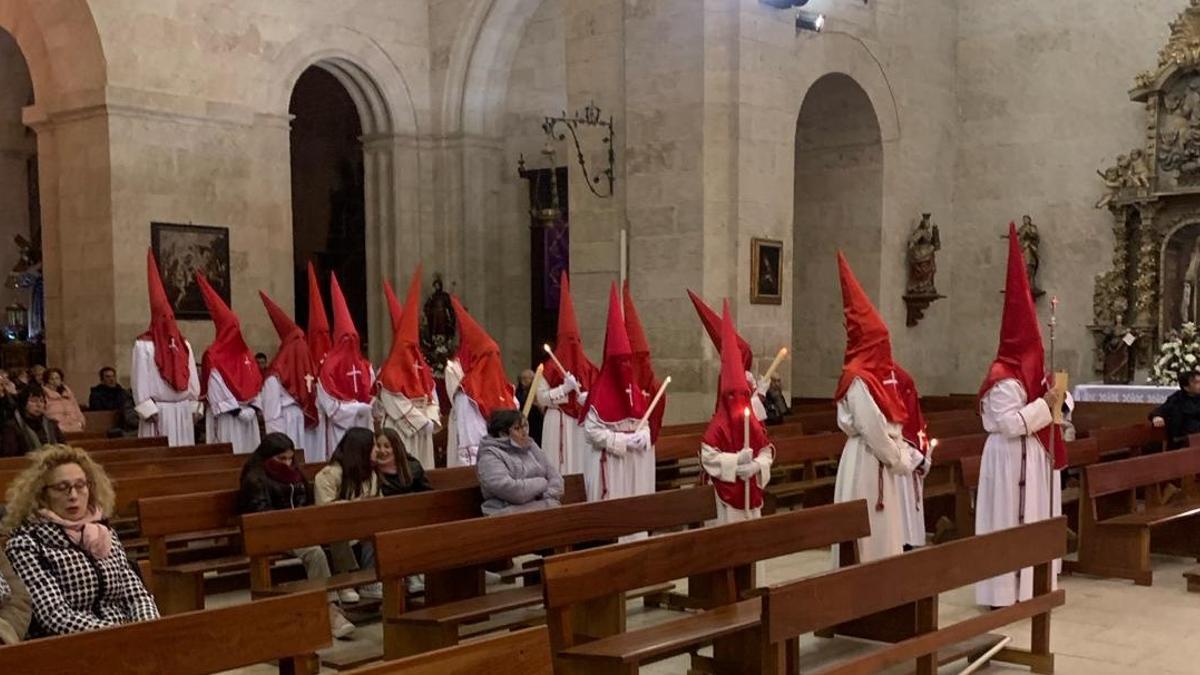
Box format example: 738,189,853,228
743,407,751,451
637,376,672,430
762,347,789,383
522,365,544,417
542,343,568,377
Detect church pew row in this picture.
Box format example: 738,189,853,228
0,440,231,471
759,518,1067,675
345,626,553,675
0,590,330,675
81,408,121,432
73,434,168,451
240,475,587,602
0,449,246,493
140,465,482,614
1070,445,1200,585
372,486,717,660
540,501,871,674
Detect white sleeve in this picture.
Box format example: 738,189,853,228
207,371,241,415
536,378,570,408
131,341,160,418
453,392,486,450
985,379,1051,438
260,376,283,425
846,379,907,474
753,443,775,487
318,385,372,427
444,360,464,399
700,443,738,482
583,409,631,456
185,342,201,399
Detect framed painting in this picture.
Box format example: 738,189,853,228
151,222,231,320
751,237,783,305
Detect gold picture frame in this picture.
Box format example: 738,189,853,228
751,237,783,305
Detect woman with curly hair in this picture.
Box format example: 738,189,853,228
3,445,158,636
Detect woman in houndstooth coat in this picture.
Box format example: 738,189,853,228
3,445,158,637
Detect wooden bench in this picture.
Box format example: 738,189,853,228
1073,446,1200,585
540,500,872,674
82,408,121,431
375,486,718,659
242,475,586,600
73,435,168,451
759,517,1068,675
1072,401,1156,435
140,465,479,614
346,626,552,675
1086,423,1166,459
0,441,231,470
0,590,330,674
655,428,809,491
764,432,845,512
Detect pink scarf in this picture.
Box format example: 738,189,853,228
38,507,113,559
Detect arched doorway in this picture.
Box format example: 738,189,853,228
0,26,39,359
289,66,367,347
792,73,883,396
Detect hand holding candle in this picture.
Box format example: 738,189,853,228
522,364,544,418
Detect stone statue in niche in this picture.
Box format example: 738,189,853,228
420,274,457,376
905,213,941,296
1016,214,1043,297
1183,238,1200,325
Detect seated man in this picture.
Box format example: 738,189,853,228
88,367,128,412
1150,370,1200,448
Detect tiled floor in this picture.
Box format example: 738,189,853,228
218,551,1200,674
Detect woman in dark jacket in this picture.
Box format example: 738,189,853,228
3,445,157,637
0,386,65,458
236,433,355,639
373,428,431,496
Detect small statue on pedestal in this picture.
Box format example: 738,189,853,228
906,213,941,297
1016,215,1044,298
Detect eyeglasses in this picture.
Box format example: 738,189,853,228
46,480,91,496
510,421,529,432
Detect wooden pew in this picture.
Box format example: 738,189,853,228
242,475,586,600
346,626,552,675
73,435,168,451
0,590,331,674
764,432,845,511
759,517,1067,675
655,427,810,490
1073,446,1200,585
81,408,121,432
1086,423,1166,459
0,441,231,470
1072,401,1156,435
925,433,987,538
140,465,479,614
375,486,718,659
540,500,871,674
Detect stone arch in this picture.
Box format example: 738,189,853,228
792,71,884,397
268,27,424,360
0,0,107,109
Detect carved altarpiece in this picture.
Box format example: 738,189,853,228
1091,1,1200,381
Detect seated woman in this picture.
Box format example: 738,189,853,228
42,369,86,434
0,386,65,457
2,445,158,636
238,432,355,639
477,409,564,516
315,427,380,602
373,428,432,497
0,540,32,644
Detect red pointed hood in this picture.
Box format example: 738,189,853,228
703,300,770,453
378,266,436,399
196,272,262,402
834,252,907,424
452,295,515,420
318,272,373,403
306,262,332,367
687,289,753,371
584,283,648,424
140,249,191,392
893,366,929,454
622,280,664,440
542,272,598,418
383,278,404,334
259,290,319,428
980,223,1064,467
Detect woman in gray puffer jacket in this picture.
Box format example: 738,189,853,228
477,409,564,515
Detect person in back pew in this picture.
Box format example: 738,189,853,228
0,534,31,644
699,301,775,523
41,369,85,435
477,409,564,516
237,432,357,639
2,445,159,636
833,254,926,564
975,224,1065,609
315,427,382,603
0,386,65,457
1149,370,1200,448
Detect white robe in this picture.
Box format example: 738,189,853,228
747,372,768,422
261,374,325,464
204,370,261,454
895,441,928,548
445,359,515,467
700,441,775,523
581,410,649,502
375,389,441,469
131,339,201,447
832,378,924,566
536,380,590,476
975,378,1061,608
316,382,374,458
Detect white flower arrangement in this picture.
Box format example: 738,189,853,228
1151,322,1200,385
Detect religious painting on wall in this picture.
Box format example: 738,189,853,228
751,237,783,305
151,222,231,320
